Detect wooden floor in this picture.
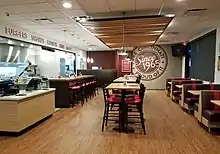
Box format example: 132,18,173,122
1,91,220,154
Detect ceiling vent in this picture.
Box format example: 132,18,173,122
184,9,207,16
35,18,53,24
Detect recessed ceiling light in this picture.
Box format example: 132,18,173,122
29,45,34,48
8,40,13,44
88,47,92,51
21,43,24,46
63,2,72,9
165,14,175,17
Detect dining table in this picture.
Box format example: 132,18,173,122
105,83,140,132
188,90,201,96
211,100,220,106
113,77,137,83
176,85,182,89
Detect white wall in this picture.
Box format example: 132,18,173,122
181,56,185,78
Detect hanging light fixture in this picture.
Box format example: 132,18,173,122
87,57,90,63
90,58,94,63
117,12,128,56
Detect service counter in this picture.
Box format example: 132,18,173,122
0,89,55,133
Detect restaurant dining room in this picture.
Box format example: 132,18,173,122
1,0,220,154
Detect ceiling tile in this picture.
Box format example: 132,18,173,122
42,11,67,19
52,18,74,24
18,13,46,20
42,24,63,29
3,3,57,14
0,0,47,6
62,10,86,17
107,0,135,12
76,0,111,13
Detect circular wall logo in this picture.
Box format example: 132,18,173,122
133,46,168,81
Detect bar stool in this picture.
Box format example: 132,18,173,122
69,79,84,107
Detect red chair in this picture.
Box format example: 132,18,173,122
125,83,146,135
101,87,121,131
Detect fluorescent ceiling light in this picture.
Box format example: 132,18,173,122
12,50,20,63
8,40,13,44
165,14,175,17
6,46,14,62
63,2,72,8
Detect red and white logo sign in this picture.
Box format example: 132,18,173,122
133,46,168,81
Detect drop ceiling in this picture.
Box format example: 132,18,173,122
0,0,219,51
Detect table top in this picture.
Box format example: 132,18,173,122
211,100,220,106
188,90,200,95
176,85,182,89
113,77,137,83
106,83,140,90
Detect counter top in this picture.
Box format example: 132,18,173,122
49,75,94,81
0,88,56,101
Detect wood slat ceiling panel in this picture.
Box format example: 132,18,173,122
80,16,172,48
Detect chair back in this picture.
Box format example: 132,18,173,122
136,75,141,83
139,83,146,101
102,87,110,102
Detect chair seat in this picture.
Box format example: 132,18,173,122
125,98,141,104
126,94,140,99
106,95,121,103
202,110,220,122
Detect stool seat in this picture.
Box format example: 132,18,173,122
125,97,141,104
106,95,121,103
69,86,81,90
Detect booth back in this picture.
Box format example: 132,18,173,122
201,91,220,111
182,84,220,105
171,80,202,98
77,69,117,87
165,77,190,90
